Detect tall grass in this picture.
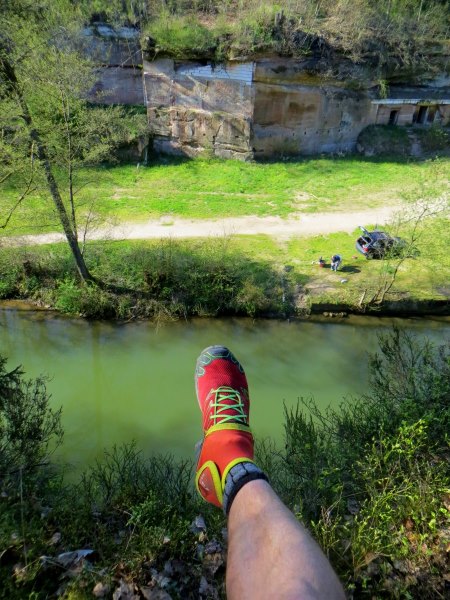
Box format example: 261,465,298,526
0,239,294,319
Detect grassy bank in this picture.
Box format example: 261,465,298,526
0,238,291,319
1,329,449,598
0,213,448,318
1,157,448,236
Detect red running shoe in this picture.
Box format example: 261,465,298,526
195,345,255,508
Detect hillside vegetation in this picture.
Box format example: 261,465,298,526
86,1,449,71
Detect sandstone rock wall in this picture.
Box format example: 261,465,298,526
251,59,376,156
144,59,254,160
143,56,449,160
84,25,144,105
144,57,379,159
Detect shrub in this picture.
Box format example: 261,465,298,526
145,13,215,58
357,125,412,157
0,269,20,298
311,420,449,596
0,356,62,476
264,328,450,519
257,328,450,596
415,125,450,153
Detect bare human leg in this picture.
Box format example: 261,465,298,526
194,346,345,600
227,479,345,600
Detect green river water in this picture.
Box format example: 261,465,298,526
0,305,448,470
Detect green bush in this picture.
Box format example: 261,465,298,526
311,420,449,596
145,13,215,57
275,328,450,517
357,125,412,157
257,328,450,596
47,239,293,319
0,357,63,476
415,125,450,153
0,269,20,298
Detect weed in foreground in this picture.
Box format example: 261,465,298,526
1,329,449,597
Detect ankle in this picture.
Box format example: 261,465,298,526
223,461,268,516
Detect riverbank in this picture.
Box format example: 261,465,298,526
0,219,448,319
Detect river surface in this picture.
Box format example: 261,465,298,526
0,306,448,470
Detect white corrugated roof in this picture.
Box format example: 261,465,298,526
372,99,450,105
176,62,254,84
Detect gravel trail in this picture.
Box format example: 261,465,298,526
3,205,401,247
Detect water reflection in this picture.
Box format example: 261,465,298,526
0,307,448,468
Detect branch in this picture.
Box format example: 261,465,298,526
80,202,96,256
0,143,36,229
0,170,14,185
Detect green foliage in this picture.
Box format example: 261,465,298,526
415,125,450,153
357,125,412,157
312,420,449,595
368,326,450,442
259,328,450,595
0,239,292,319
0,356,63,476
55,278,117,318
80,443,193,514
141,0,448,65
146,13,215,57
0,0,148,283
267,328,449,519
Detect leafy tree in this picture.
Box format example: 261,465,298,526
0,0,143,281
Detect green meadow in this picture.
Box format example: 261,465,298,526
1,156,448,235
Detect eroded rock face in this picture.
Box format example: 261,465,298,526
144,57,378,159
84,25,144,105
145,59,254,160
251,63,376,156
143,56,449,160
150,107,252,160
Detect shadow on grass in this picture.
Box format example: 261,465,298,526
0,240,302,320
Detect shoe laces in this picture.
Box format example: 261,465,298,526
209,386,248,425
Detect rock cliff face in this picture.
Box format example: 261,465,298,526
143,57,379,159
144,59,254,160
251,59,376,156
84,25,144,105
83,26,449,159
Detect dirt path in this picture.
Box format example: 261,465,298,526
4,205,401,247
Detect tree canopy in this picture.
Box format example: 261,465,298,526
0,0,143,280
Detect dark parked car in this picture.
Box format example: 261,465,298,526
356,226,407,259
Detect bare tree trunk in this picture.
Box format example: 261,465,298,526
68,162,78,239
0,56,93,283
